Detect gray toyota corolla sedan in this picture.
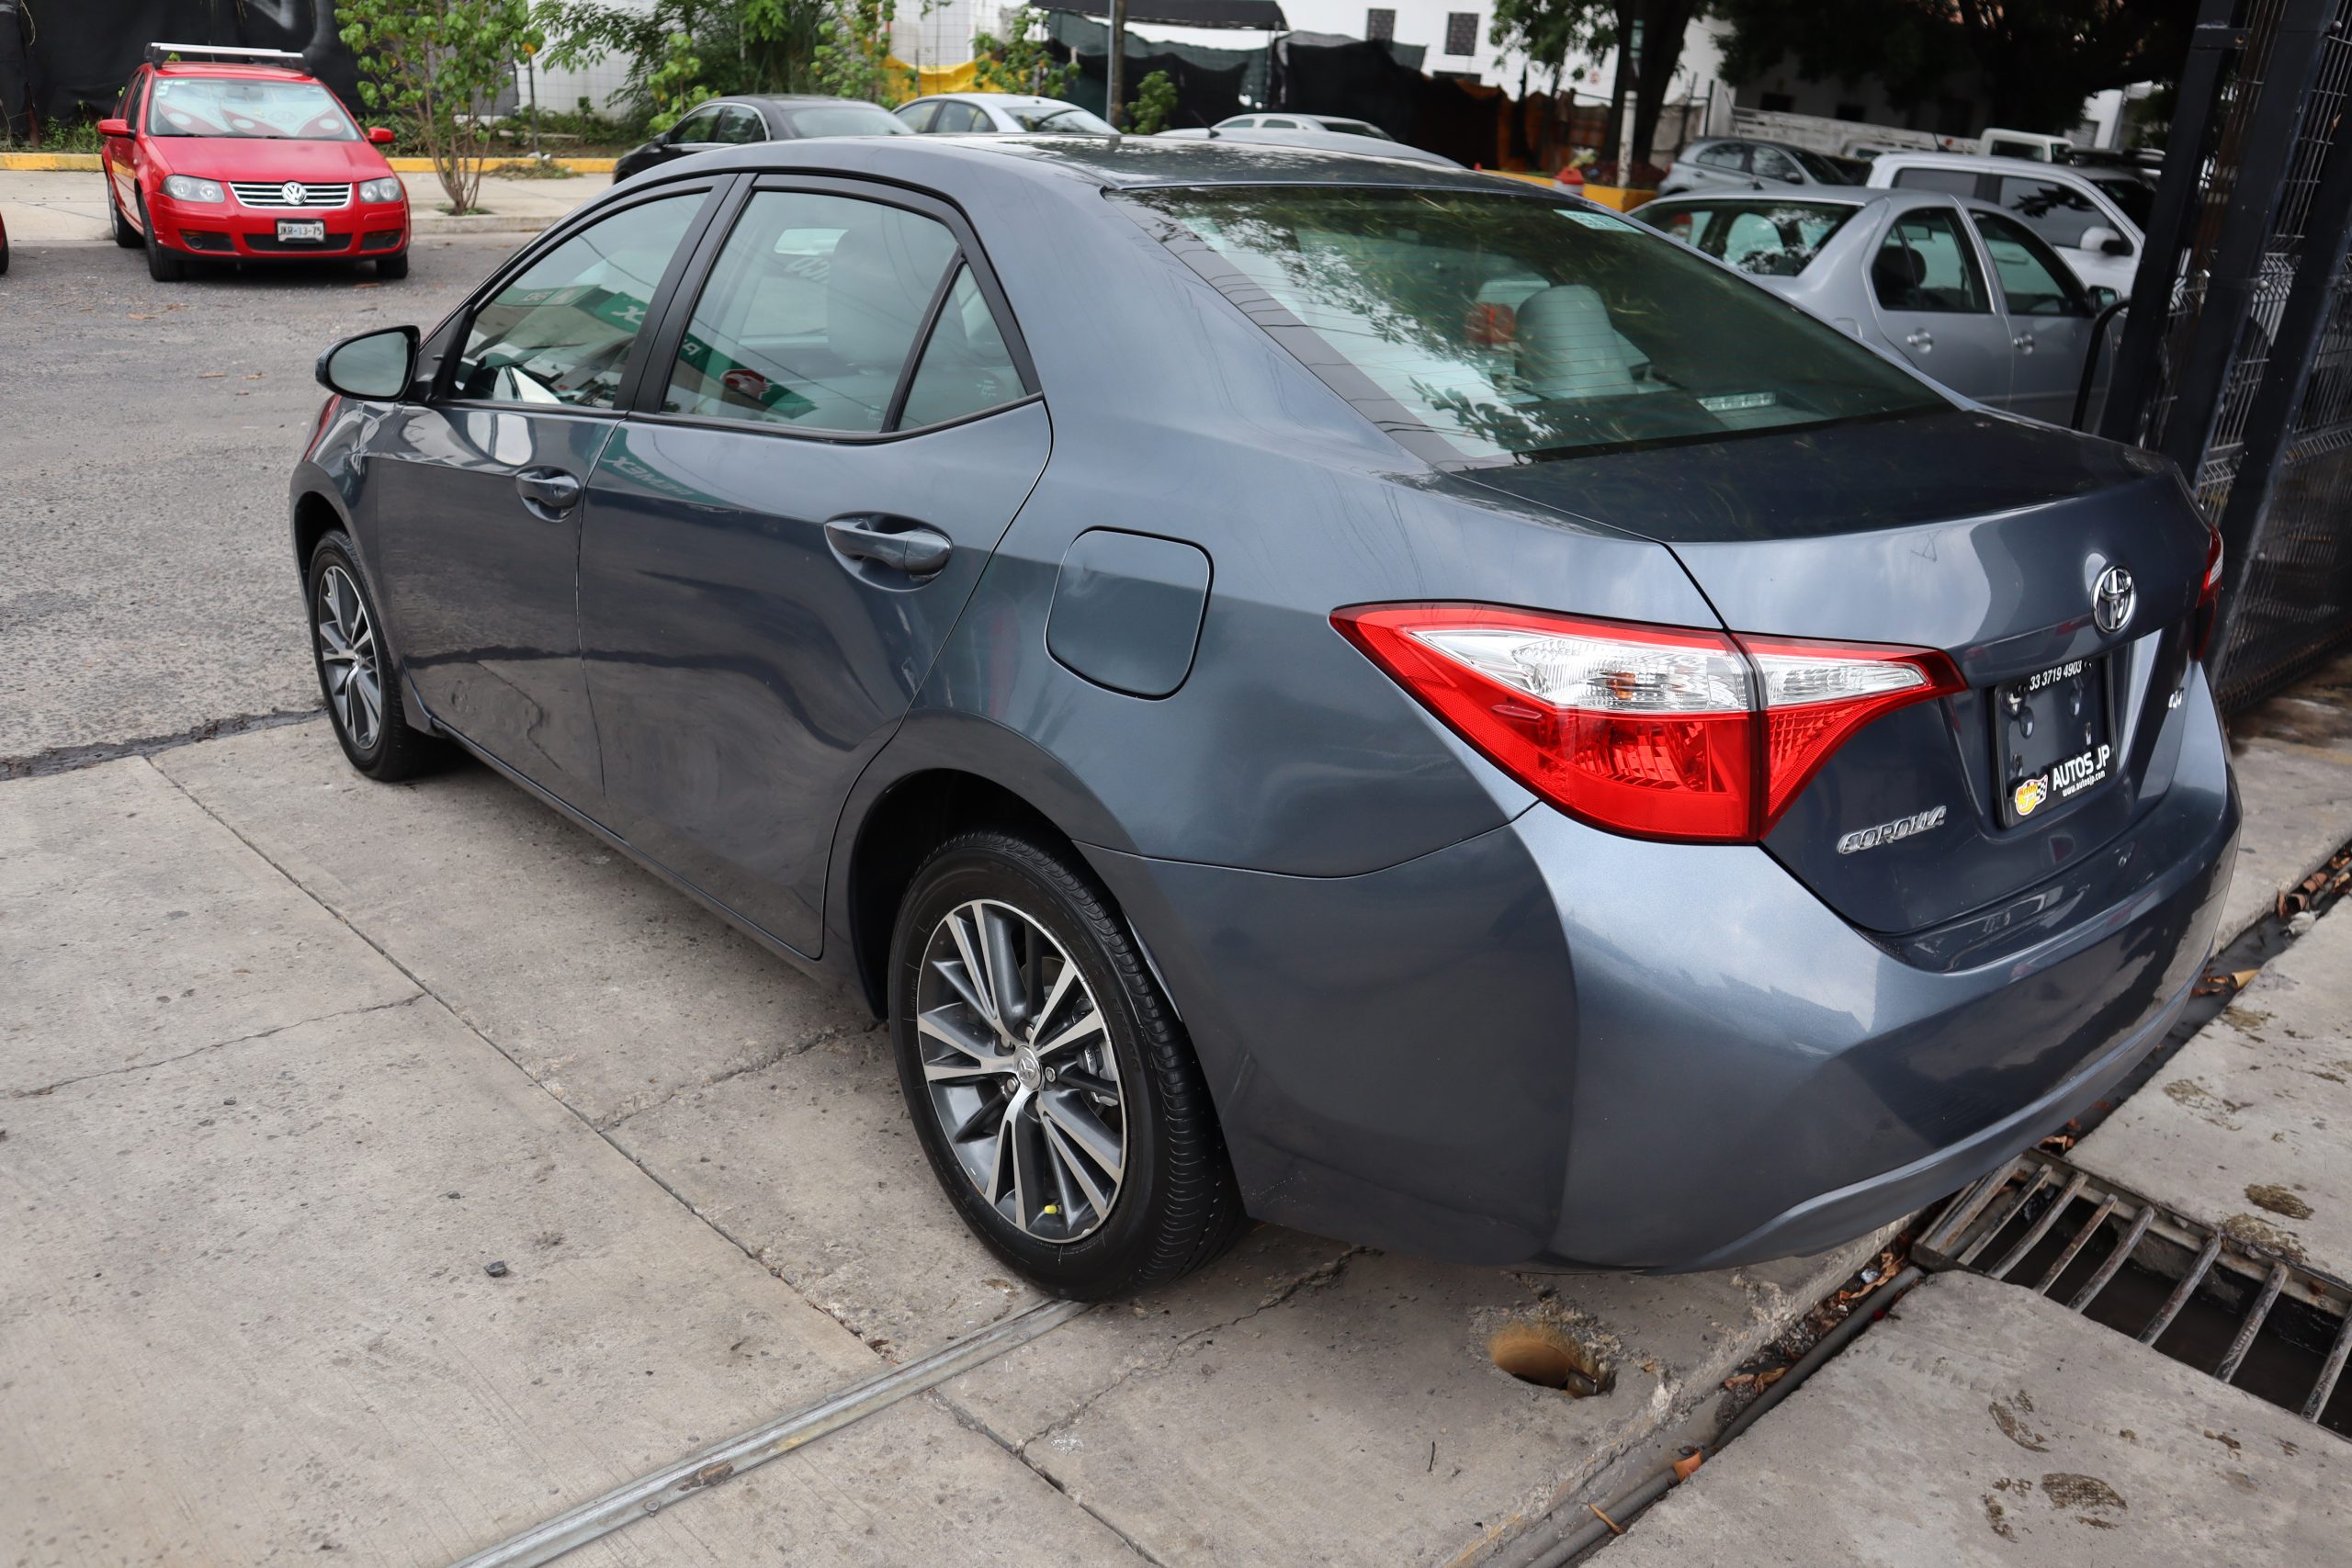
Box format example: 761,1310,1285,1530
291,137,2237,1300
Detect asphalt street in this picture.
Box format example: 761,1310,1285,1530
0,235,520,771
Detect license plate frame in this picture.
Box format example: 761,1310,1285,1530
275,218,327,243
1996,655,2114,827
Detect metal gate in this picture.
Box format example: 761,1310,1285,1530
2103,0,2352,711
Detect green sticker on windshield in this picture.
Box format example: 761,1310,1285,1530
1562,209,1635,231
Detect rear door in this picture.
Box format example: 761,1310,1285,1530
1969,209,2098,426
366,182,721,803
577,178,1049,953
1865,202,2013,407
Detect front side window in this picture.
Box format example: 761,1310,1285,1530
1008,103,1115,133
1644,200,1855,276
1995,176,2103,249
1971,212,2090,317
896,100,940,132
147,75,357,140
931,100,987,133
669,105,724,143
1694,142,1747,171
451,195,703,408
2090,176,2153,233
1751,147,1800,183
661,190,997,434
1870,209,1990,314
1127,186,1942,462
715,106,767,145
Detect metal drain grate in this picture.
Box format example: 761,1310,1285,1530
1918,1150,2352,1435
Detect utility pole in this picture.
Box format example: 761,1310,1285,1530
1106,0,1128,130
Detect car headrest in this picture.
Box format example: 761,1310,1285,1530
1872,245,1928,298
826,222,938,370
1515,284,1640,400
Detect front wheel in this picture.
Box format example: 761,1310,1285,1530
110,188,141,248
139,193,183,282
306,531,442,780
890,829,1245,1299
375,250,410,280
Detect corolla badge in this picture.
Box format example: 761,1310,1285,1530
2013,777,2050,818
1836,804,1948,854
2093,565,2136,635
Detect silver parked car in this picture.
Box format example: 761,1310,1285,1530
896,93,1115,135
1215,111,1394,140
1656,137,1866,197
1635,186,2107,425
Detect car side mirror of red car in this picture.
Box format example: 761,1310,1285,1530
98,118,131,138
368,127,396,146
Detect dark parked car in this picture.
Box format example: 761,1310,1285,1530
295,137,2236,1299
611,95,909,182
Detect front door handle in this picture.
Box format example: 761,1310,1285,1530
2012,333,2036,353
824,517,953,578
515,467,582,514
1905,330,1935,352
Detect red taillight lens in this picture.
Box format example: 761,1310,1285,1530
1333,604,1962,844
2192,524,2224,659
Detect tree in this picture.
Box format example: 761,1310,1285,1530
1488,0,1700,168
1712,0,2201,133
971,5,1079,99
340,0,542,214
1126,69,1178,135
536,0,831,128
812,0,916,107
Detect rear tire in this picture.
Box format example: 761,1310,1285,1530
375,250,410,280
139,193,183,282
889,828,1246,1299
306,530,443,781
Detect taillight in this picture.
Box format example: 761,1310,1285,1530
2192,524,2224,659
1333,604,1962,844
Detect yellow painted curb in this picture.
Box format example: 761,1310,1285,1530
387,156,616,174
1578,184,1657,212
0,152,102,170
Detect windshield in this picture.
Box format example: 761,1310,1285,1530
1128,186,1941,462
1791,148,1855,185
1009,103,1115,133
2090,175,2154,231
147,75,357,140
782,104,910,138
1638,200,1856,276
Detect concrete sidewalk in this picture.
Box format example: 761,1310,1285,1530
2,726,1890,1567
0,167,599,244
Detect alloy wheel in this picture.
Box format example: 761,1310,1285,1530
314,565,383,752
913,898,1126,1243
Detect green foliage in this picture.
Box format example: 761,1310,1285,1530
813,0,917,107
642,32,714,131
341,0,542,213
971,6,1079,99
1125,70,1178,136
1487,0,1614,91
535,0,832,124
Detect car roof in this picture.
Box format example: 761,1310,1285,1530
676,132,1529,192
922,93,1078,107
151,62,315,82
1872,150,2103,178
1640,187,2041,225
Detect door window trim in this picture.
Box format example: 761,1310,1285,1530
620,172,1043,446
425,176,734,415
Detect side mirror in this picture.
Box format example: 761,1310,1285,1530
97,118,131,137
2080,223,2133,258
2103,233,2134,257
1782,169,1804,184
2087,286,2120,310
316,325,419,400
367,126,396,146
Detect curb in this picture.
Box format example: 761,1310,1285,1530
0,152,615,174
411,213,553,236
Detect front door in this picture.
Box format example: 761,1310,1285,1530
1969,210,2098,426
1865,203,2014,409
579,183,1050,953
368,186,716,801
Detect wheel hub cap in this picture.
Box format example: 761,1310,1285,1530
313,565,382,752
913,898,1125,1244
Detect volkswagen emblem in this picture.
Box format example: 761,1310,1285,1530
282,180,305,206
2093,564,2135,635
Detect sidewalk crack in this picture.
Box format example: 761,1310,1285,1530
8,993,425,1099
933,1391,1170,1567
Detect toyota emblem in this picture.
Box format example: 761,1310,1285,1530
2093,564,2136,635
282,180,305,206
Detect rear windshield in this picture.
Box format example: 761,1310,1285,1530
782,103,910,138
1637,199,1856,276
1009,103,1115,133
148,75,356,140
1126,186,1942,462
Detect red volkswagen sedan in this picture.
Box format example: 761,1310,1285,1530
101,50,410,281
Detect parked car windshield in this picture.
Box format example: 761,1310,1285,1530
1636,199,1857,276
2088,175,2154,231
1128,186,1942,461
780,103,910,138
1008,103,1115,133
146,75,358,140
1793,148,1861,184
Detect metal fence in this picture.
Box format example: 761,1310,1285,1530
2103,0,2352,711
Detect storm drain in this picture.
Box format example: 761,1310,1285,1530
1917,1150,2352,1437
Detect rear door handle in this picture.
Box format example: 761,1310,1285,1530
1905,330,1935,352
824,517,953,578
2013,333,2036,352
515,467,582,514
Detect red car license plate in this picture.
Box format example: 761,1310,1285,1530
276,219,326,243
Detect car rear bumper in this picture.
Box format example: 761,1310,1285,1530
1087,665,2238,1272
151,196,408,258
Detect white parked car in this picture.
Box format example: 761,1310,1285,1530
894,94,1114,135
1216,111,1394,140
1864,152,2152,296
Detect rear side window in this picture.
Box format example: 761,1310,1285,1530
451,194,703,408
659,190,1016,434
1994,176,2104,249
1870,209,1990,314
1644,200,1855,276
1125,186,1942,463
1891,165,1980,198
897,100,940,132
